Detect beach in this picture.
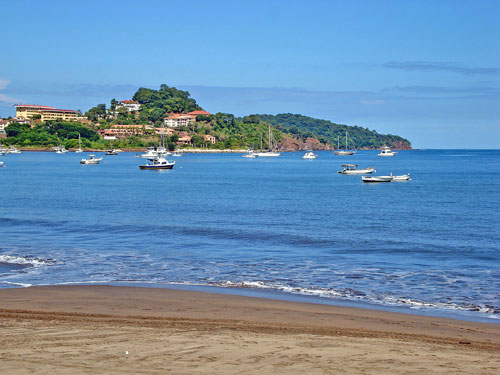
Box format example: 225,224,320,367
0,285,498,374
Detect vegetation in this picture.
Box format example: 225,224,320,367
132,84,202,124
2,84,411,150
254,114,411,149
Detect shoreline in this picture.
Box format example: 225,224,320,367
0,285,498,374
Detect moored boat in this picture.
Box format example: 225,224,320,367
391,173,411,181
362,175,393,183
8,146,22,154
378,146,397,157
302,151,318,159
338,164,375,174
334,131,356,155
80,155,103,164
139,156,175,170
105,149,119,155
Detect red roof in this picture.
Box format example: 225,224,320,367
120,100,138,104
187,110,211,116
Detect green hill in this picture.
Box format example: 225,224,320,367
254,113,411,150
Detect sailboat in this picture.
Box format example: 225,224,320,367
75,134,83,153
255,125,280,157
334,130,356,155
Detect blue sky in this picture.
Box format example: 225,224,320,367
0,0,498,148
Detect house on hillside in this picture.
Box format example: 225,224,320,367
117,100,141,112
163,113,196,128
176,132,192,145
202,134,216,144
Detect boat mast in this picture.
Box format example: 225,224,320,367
345,130,348,150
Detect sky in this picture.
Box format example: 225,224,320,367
0,0,499,148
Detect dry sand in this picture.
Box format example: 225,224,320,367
0,285,498,374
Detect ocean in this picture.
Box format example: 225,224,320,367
0,150,499,322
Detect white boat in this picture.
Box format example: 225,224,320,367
0,147,9,155
391,173,411,181
0,161,4,167
378,146,397,157
334,131,356,155
75,134,83,153
171,150,183,157
105,149,119,155
139,156,175,170
362,175,394,183
8,146,22,154
242,149,257,158
254,126,280,157
141,147,158,158
80,155,102,164
55,145,68,154
302,151,318,159
338,164,375,174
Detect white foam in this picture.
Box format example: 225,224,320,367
0,255,53,267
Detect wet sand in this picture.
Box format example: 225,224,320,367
0,285,498,374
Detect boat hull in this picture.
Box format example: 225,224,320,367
334,151,356,155
362,176,393,183
139,164,174,170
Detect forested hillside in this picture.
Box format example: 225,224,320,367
255,114,411,149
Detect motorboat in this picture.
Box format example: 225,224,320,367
141,147,158,158
0,147,9,155
8,146,22,154
378,146,397,157
0,161,4,167
334,131,356,155
171,150,183,157
302,151,318,159
139,156,175,170
242,149,257,158
391,173,411,181
55,146,68,154
105,149,119,155
338,164,375,174
80,155,103,164
362,175,394,183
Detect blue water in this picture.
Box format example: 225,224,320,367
0,150,499,322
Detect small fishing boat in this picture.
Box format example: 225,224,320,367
378,146,397,157
8,146,22,154
302,151,318,159
0,161,4,167
338,164,375,174
105,149,119,155
391,173,411,181
80,155,103,164
139,156,175,170
362,175,394,183
171,150,183,157
0,147,9,155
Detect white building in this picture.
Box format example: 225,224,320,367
118,100,141,112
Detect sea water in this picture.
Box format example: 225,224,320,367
0,150,499,322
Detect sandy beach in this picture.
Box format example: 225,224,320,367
0,286,498,374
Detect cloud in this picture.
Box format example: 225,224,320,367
0,79,20,104
383,61,500,75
